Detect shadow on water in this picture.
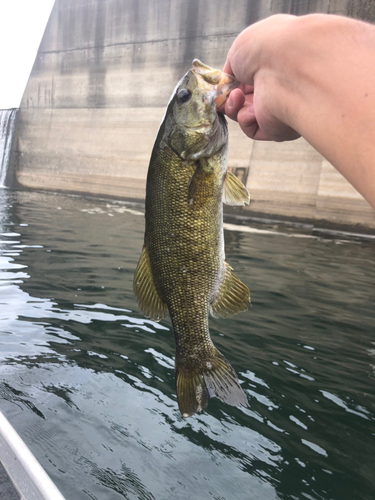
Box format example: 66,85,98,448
0,189,374,500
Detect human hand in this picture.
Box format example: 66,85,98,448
217,16,301,142
219,13,375,208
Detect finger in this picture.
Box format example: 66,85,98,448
238,105,301,141
222,58,233,76
236,105,276,141
217,88,245,117
241,84,255,95
236,104,261,139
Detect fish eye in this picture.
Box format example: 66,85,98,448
177,88,192,104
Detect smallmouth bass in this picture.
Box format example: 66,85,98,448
134,60,250,417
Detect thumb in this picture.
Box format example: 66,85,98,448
223,58,234,76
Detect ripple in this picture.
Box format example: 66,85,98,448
0,190,374,500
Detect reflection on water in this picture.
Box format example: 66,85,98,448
0,189,374,500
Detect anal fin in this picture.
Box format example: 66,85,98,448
223,170,250,206
133,246,167,321
210,262,250,318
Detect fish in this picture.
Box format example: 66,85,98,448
134,59,250,417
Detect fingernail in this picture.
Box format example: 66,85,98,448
227,96,233,108
249,104,254,114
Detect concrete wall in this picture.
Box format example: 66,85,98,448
13,0,375,229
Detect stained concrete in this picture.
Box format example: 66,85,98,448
12,0,375,229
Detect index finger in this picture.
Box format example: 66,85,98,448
239,84,254,95
222,62,254,96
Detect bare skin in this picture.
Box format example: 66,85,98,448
218,14,375,209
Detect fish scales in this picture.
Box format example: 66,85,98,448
134,60,251,417
147,148,222,355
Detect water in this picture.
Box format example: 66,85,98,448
0,109,17,187
0,189,374,500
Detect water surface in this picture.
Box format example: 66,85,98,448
0,189,374,500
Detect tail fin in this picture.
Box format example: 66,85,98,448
175,349,248,417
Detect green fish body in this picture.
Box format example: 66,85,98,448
134,60,250,417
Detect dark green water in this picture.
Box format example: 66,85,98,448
0,189,374,500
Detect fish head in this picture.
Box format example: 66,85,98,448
162,59,239,161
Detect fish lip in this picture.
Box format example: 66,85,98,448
214,74,240,108
190,59,239,108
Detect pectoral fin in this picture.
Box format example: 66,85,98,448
223,171,250,206
210,262,250,318
187,162,214,208
133,246,167,321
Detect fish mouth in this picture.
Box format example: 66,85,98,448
191,59,240,108
214,73,240,108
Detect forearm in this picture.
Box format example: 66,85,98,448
259,14,375,207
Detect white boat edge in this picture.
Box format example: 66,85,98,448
0,410,66,499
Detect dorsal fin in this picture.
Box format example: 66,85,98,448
133,246,168,321
210,262,250,318
222,171,250,206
